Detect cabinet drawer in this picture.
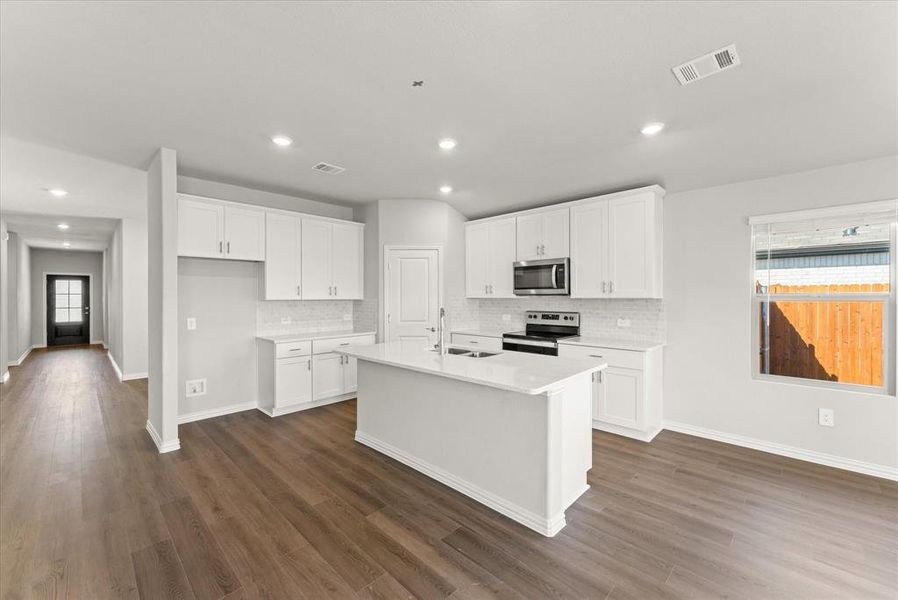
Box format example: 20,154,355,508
558,344,644,370
275,340,312,358
451,333,502,351
313,334,376,355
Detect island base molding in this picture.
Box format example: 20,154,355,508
355,430,580,537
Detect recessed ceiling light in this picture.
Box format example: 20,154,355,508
48,188,68,197
271,135,293,147
440,185,453,194
62,242,71,248
57,223,70,230
438,138,457,150
640,122,665,136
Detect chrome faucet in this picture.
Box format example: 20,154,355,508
434,307,447,355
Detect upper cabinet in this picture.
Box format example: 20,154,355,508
571,189,662,298
466,217,516,298
177,194,265,261
301,219,363,300
516,208,569,261
264,212,303,300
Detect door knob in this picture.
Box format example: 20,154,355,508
425,327,436,332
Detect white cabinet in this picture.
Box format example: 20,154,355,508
301,219,363,300
515,208,569,261
571,190,662,298
558,342,663,442
264,212,303,300
177,194,265,261
275,356,313,408
465,217,516,298
312,353,345,400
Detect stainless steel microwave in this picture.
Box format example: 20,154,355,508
513,257,570,295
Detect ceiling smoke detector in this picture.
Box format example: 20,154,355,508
672,44,741,86
312,162,346,175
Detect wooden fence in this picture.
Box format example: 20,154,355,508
758,284,887,387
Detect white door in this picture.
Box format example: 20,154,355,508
516,213,543,261
224,204,266,260
599,367,643,429
488,218,517,297
264,213,302,300
331,223,363,299
541,208,570,259
275,356,313,408
313,353,344,400
301,219,333,299
571,202,608,298
386,248,440,351
608,196,650,297
465,224,489,298
178,197,224,258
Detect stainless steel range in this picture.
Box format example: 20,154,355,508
502,311,580,356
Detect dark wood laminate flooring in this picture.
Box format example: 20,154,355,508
2,345,896,599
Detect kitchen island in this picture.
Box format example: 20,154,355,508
337,343,607,536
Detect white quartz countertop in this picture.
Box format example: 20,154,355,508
337,342,606,395
256,330,376,343
558,336,666,352
450,328,507,339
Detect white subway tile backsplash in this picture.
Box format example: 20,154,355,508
256,300,357,337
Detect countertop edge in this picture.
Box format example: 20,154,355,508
256,330,377,343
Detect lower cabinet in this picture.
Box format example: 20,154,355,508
558,343,663,442
257,333,375,417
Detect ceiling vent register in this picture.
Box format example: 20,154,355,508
672,44,741,85
312,162,346,175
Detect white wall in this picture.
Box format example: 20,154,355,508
0,219,8,381
664,155,898,472
5,232,32,362
121,218,148,376
106,222,124,368
29,248,104,345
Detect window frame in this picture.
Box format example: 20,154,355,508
749,202,898,396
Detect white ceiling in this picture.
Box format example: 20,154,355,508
2,212,117,252
1,1,895,218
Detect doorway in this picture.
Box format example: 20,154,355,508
384,246,442,351
47,275,91,346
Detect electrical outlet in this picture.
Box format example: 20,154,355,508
818,408,834,427
502,314,511,321
617,318,631,328
343,314,352,321
186,317,197,330
185,378,207,397
281,316,292,325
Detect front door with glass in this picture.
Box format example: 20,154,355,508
47,275,90,346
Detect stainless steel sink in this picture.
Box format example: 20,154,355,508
444,347,499,358
446,347,472,355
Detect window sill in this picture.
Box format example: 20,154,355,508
752,373,894,397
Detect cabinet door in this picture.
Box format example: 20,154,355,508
343,356,358,394
178,197,224,258
275,356,313,408
264,213,302,300
488,218,517,297
313,353,345,400
224,204,266,261
301,219,333,299
607,195,653,298
570,202,608,298
541,208,570,259
465,223,489,298
331,223,363,299
597,366,643,429
515,213,543,261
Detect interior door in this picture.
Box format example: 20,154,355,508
265,212,302,300
608,195,650,297
571,202,608,297
47,275,90,346
465,224,489,297
488,218,517,297
224,204,266,260
331,223,362,299
178,197,224,258
541,208,570,259
515,213,543,261
386,248,440,351
301,219,333,299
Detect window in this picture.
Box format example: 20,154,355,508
54,279,83,323
751,203,897,393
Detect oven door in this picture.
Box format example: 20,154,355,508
502,338,559,356
513,258,569,295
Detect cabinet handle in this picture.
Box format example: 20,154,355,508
296,285,301,296
469,340,479,344
484,284,488,295
536,244,541,256
227,241,230,254
307,359,311,370
589,354,603,358
541,244,545,255
328,286,333,296
288,348,303,352
219,241,223,254
334,285,338,296
609,281,614,293
602,281,607,294
598,371,603,383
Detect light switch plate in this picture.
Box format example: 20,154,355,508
617,318,631,328
186,317,197,330
818,408,834,427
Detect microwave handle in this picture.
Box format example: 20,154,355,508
551,264,558,289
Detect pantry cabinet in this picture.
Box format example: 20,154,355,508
177,194,265,261
515,208,569,261
465,217,516,298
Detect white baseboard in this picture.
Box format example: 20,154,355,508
355,430,566,537
179,401,257,424
122,372,148,381
91,339,104,346
107,352,123,381
145,420,180,453
593,420,662,442
257,392,356,417
8,345,35,367
1,371,8,384
663,420,898,482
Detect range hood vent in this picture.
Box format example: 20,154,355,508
312,162,346,175
673,44,741,85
